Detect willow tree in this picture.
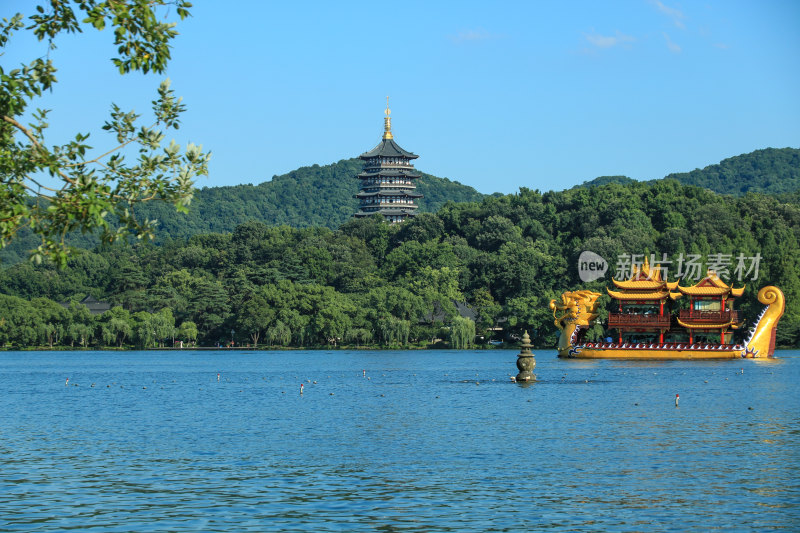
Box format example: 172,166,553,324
449,316,475,349
1,1,209,266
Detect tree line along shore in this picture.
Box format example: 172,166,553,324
2,177,800,350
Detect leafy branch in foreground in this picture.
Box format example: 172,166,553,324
0,1,209,267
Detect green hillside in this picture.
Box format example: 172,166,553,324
90,147,800,241
575,148,800,196
664,147,800,195
3,148,798,265
111,158,485,240
0,159,484,263
575,175,638,189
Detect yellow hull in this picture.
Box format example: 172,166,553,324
558,345,745,360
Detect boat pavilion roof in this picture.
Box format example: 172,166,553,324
676,318,738,329
606,289,678,301
608,257,683,300
676,271,745,298
611,257,679,291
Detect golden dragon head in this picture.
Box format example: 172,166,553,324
549,290,602,356
549,290,602,330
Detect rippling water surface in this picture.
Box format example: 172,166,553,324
1,349,798,531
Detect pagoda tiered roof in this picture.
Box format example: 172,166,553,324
359,138,418,159
356,169,421,179
676,270,745,298
355,189,424,198
355,208,418,217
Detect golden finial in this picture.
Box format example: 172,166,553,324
383,96,393,139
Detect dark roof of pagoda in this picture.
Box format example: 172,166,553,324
359,138,418,159
356,208,418,216
355,189,423,198
381,208,418,215
356,170,421,179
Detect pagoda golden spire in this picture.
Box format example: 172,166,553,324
383,96,393,140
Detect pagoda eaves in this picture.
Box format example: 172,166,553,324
360,138,418,160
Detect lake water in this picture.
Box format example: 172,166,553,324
1,349,798,531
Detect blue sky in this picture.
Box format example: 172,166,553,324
6,0,800,194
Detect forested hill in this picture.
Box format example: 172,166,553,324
574,176,638,189
0,158,484,263
664,148,800,196
2,148,797,265
104,146,800,241
136,158,486,239
576,148,800,195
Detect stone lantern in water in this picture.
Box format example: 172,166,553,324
515,331,536,382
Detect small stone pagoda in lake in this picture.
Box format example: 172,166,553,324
353,98,423,223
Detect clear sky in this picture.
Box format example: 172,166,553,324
7,0,800,194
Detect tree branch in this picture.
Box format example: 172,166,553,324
2,115,44,151
24,176,59,194
3,114,79,187
61,123,155,168
20,181,55,199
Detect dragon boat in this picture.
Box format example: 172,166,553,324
550,259,784,359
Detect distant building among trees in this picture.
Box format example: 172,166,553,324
61,295,111,316
354,99,423,223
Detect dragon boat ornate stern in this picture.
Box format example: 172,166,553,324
741,286,785,358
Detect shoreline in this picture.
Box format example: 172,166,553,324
0,344,516,352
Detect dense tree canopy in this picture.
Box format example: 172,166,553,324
2,176,799,350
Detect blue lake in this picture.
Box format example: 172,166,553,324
1,349,798,531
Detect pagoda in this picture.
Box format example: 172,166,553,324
353,98,423,223
675,270,744,344
606,258,678,345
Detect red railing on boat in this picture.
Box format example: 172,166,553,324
607,313,671,328
580,342,741,350
678,310,739,324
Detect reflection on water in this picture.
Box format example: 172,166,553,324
1,350,798,531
